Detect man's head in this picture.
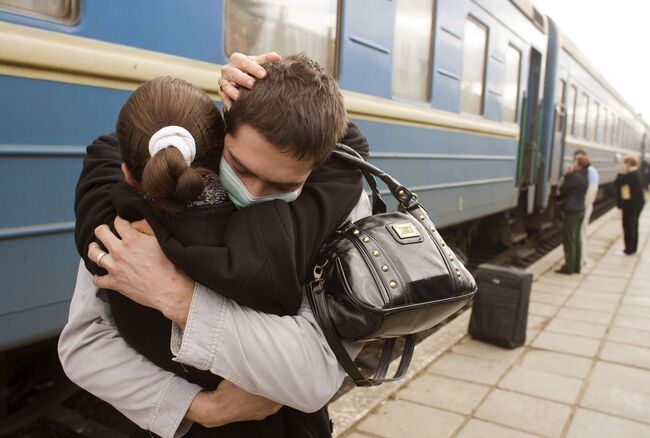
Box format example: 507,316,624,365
572,149,589,170
222,54,347,198
623,155,639,169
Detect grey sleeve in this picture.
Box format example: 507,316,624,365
171,285,362,413
58,261,202,438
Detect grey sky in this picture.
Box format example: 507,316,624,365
533,0,650,123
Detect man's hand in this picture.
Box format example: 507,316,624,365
186,380,282,428
87,217,195,328
218,52,282,109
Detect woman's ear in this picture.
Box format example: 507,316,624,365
121,162,140,187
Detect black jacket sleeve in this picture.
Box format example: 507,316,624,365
74,123,368,315
74,134,124,276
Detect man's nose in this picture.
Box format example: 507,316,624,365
244,178,269,197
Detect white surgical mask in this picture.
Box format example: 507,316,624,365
219,158,301,209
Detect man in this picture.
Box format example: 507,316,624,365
59,53,370,437
573,149,599,267
556,154,589,275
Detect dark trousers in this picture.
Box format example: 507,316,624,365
562,210,584,273
622,207,643,254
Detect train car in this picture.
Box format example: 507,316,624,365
0,0,644,357
535,18,649,212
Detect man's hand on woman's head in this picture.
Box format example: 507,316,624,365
218,52,282,109
87,216,195,328
186,380,282,428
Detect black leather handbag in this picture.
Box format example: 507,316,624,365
307,144,477,386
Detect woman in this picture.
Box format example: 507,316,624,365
615,155,646,255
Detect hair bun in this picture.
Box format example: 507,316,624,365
141,147,204,213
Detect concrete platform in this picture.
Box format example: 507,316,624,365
332,206,650,438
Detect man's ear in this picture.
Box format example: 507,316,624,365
121,162,140,188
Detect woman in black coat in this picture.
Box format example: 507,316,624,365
615,155,646,255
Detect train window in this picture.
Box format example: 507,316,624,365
589,101,599,141
460,17,488,115
502,45,521,122
598,107,609,143
392,0,435,101
224,0,339,74
566,85,577,135
575,93,589,138
0,0,78,23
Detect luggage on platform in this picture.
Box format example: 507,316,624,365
468,264,532,348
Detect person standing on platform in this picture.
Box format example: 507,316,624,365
556,155,589,275
615,155,646,255
574,150,599,267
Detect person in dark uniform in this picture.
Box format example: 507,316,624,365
615,155,646,255
557,155,589,274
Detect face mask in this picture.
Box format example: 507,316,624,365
219,158,301,209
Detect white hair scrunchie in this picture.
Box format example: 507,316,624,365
148,126,196,166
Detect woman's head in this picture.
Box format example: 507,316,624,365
117,76,224,212
623,155,639,168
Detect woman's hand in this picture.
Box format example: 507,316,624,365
218,52,282,109
186,380,282,428
88,216,195,328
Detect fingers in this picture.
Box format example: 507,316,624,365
88,242,115,271
94,224,121,253
131,219,155,236
251,52,282,64
93,274,112,290
230,52,267,80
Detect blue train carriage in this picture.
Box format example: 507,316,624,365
0,0,550,352
535,18,647,213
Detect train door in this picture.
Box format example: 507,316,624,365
517,48,543,212
549,78,567,184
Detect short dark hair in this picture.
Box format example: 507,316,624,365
573,149,587,157
116,76,225,212
224,54,347,164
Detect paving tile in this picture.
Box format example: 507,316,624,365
599,341,650,369
580,380,650,424
627,284,650,297
544,318,608,339
532,332,600,357
519,349,592,378
398,374,489,415
355,399,464,438
427,353,509,385
452,338,524,364
475,389,571,437
563,296,619,312
570,290,622,302
527,314,547,330
530,291,566,305
532,282,572,296
607,326,650,348
345,434,374,438
566,408,650,438
456,419,538,438
555,307,613,325
617,303,650,318
529,302,559,318
498,366,582,404
590,361,650,394
537,276,580,289
622,295,650,308
578,281,626,294
613,314,650,332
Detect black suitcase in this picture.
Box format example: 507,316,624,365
468,264,532,348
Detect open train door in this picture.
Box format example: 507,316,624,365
517,48,543,214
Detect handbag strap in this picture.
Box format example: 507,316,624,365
307,278,416,386
334,144,418,211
